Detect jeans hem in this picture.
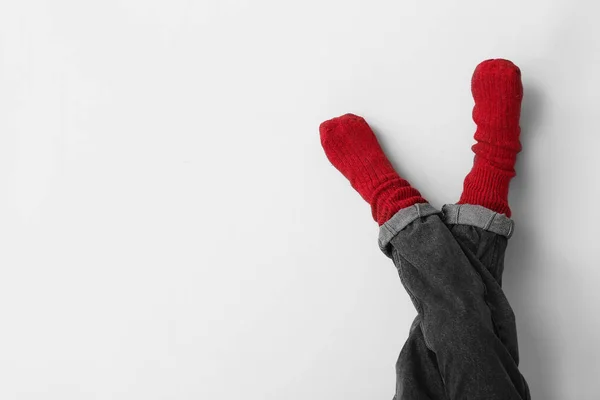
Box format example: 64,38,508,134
378,203,441,257
441,204,515,238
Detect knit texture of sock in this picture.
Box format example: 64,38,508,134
458,59,523,217
320,114,426,225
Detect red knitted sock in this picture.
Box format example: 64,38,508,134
458,59,523,217
320,114,426,225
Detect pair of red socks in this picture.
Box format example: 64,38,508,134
320,59,523,225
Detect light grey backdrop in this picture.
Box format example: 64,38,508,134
1,0,598,399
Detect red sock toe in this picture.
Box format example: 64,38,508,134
458,59,524,217
320,114,426,225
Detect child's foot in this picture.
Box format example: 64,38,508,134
458,59,523,217
320,114,426,225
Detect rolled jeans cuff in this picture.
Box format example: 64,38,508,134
441,204,515,239
378,203,515,257
378,203,441,257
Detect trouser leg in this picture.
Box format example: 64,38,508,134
441,204,530,397
393,315,448,400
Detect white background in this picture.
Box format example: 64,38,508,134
1,1,599,399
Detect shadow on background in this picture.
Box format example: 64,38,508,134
504,83,556,400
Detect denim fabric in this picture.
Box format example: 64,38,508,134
379,203,441,257
380,204,530,400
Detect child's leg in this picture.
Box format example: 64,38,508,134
445,59,526,370
458,59,523,217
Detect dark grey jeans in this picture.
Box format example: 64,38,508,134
379,204,531,400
